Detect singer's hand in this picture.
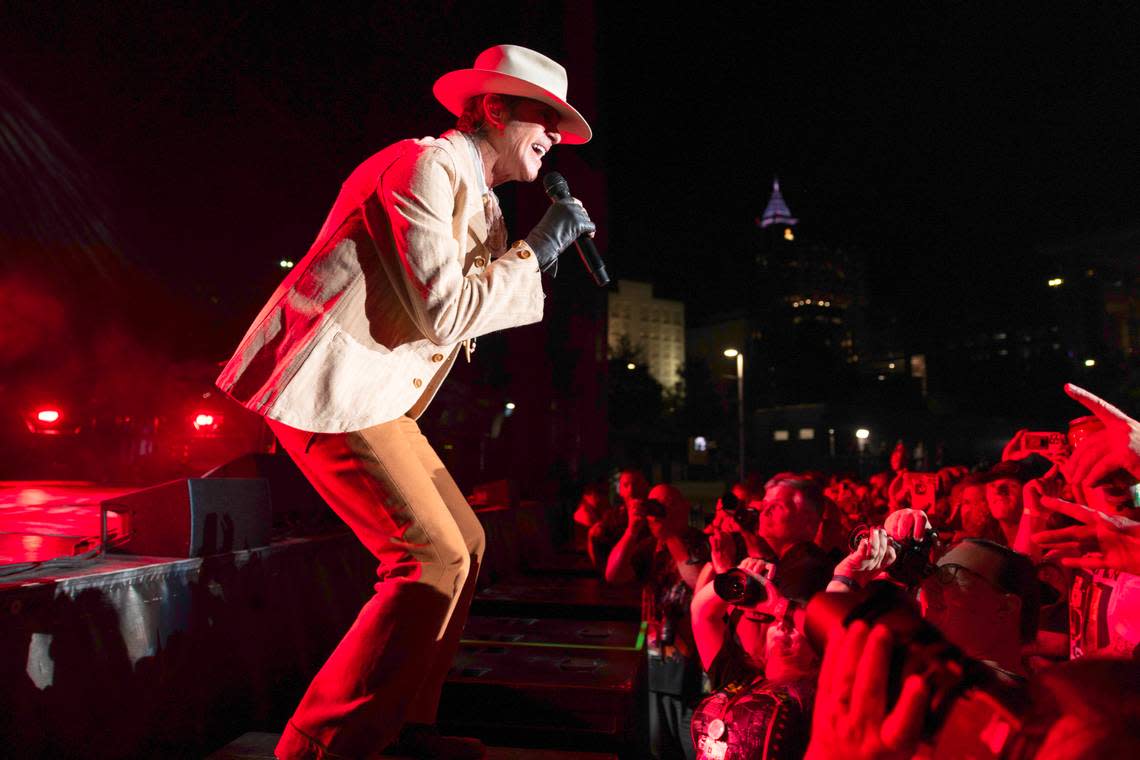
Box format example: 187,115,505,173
524,197,595,275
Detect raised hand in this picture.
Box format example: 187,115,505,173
1002,429,1032,462
1062,384,1140,487
1033,495,1140,574
883,509,931,543
834,528,898,587
805,622,930,760
709,529,737,574
524,197,595,273
625,498,648,531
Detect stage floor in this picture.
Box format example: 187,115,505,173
0,480,131,564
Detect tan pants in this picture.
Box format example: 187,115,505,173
267,416,485,760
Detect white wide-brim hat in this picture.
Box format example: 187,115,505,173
433,44,592,145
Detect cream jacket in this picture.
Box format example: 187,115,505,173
216,131,545,432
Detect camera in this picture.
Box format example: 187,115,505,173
1022,431,1071,458
713,568,768,606
804,583,1043,760
641,498,666,519
848,523,938,587
719,489,760,532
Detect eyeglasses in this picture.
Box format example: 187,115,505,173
933,563,997,592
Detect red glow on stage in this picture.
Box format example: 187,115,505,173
36,409,61,424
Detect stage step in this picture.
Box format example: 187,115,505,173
207,731,619,759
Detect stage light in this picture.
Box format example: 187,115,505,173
279,259,295,269
1084,359,1096,367
36,409,61,424
1047,277,1063,287
855,428,870,440
723,348,739,358
505,402,516,410
193,413,217,431
783,228,794,241
627,362,636,370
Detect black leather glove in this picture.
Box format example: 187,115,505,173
524,197,596,276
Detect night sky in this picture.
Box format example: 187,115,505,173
4,2,1139,358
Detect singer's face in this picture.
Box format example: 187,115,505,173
490,99,562,184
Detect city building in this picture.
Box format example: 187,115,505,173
607,279,686,388
748,178,870,405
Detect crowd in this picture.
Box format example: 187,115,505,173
574,383,1140,759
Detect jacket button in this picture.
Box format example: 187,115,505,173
431,353,444,362
473,255,486,268
517,248,531,259
413,378,423,388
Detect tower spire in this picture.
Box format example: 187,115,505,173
760,177,798,228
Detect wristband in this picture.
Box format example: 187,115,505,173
830,573,861,591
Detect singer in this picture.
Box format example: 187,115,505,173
215,45,595,760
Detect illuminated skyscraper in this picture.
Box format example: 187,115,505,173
749,178,868,404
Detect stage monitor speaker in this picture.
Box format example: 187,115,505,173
204,452,330,529
101,478,271,558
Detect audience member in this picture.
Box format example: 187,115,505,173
755,479,835,600
690,557,821,760
982,461,1027,545
583,381,1139,759
588,468,648,571
919,539,1040,680
954,474,1005,543
606,483,709,760
572,481,611,551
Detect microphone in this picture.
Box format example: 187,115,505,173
542,172,610,287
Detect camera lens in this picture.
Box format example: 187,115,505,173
713,569,768,606
848,524,871,552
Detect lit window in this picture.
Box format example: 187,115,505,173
798,428,815,440
773,430,790,442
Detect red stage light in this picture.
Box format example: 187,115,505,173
36,409,61,424
193,413,215,430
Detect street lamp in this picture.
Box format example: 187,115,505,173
724,348,745,481
855,428,870,477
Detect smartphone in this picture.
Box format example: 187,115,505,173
906,473,940,512
1023,431,1069,455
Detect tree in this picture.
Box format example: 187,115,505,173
607,335,665,432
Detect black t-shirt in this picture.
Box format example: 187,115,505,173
706,608,762,693
772,541,834,605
